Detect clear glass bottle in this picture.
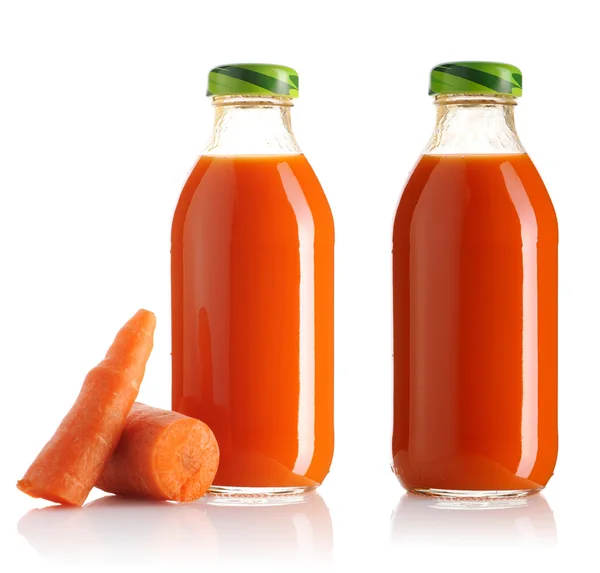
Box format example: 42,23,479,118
392,62,558,498
172,64,334,498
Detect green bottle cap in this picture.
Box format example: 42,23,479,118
207,64,299,98
429,62,523,97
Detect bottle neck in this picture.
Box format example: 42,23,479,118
204,95,302,156
424,94,525,155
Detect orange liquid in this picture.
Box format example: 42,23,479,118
392,154,558,492
172,154,334,488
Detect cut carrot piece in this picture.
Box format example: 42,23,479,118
17,309,156,506
96,403,219,502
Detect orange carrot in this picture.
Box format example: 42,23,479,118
96,403,219,502
17,309,156,506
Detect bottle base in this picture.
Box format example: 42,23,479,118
410,487,542,500
206,485,317,505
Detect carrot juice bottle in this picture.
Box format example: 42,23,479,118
392,62,558,498
172,64,334,497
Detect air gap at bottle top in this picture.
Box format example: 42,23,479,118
171,64,334,498
392,62,558,498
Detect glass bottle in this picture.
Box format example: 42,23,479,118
172,64,334,497
392,62,558,498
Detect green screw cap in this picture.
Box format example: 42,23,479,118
429,62,523,97
207,64,299,98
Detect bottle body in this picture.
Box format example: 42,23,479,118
172,146,334,493
392,93,558,496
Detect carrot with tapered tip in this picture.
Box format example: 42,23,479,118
17,309,156,506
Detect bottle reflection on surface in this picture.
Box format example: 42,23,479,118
200,492,333,565
18,492,332,567
391,493,557,547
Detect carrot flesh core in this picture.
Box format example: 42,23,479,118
96,403,219,502
17,310,156,506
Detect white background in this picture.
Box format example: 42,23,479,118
0,0,596,571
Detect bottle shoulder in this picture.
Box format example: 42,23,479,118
394,154,557,242
173,154,333,240
180,154,328,201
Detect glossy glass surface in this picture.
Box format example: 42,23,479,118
392,153,558,492
172,154,334,488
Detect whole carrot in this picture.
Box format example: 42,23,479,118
17,309,156,506
96,403,219,502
